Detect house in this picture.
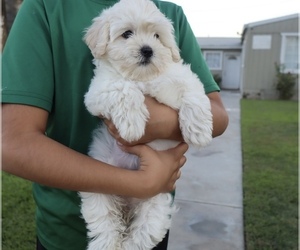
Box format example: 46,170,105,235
197,13,299,100
241,13,299,99
197,37,242,90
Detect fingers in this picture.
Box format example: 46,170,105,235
171,142,189,157
177,169,182,179
104,119,136,146
120,143,145,156
104,119,124,142
171,169,182,191
168,142,188,178
169,143,188,191
104,119,117,135
172,170,181,190
120,140,188,195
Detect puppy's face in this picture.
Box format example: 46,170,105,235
84,0,181,81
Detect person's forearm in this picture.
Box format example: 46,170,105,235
1,104,145,197
2,131,147,197
2,104,187,199
207,92,229,137
161,92,228,140
114,93,228,145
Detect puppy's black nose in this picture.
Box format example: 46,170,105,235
140,46,153,58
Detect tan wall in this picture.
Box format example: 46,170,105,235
241,17,299,99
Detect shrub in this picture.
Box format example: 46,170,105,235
275,64,297,100
213,74,222,86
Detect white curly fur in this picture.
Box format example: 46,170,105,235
80,0,213,249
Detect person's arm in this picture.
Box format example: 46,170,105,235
105,92,228,145
207,91,229,137
2,104,188,199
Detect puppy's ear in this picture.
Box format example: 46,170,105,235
159,20,181,62
84,15,110,59
170,43,181,63
161,35,181,63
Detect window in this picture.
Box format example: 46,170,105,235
280,33,299,74
252,35,272,50
203,51,223,70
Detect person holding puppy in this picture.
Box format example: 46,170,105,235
2,0,229,250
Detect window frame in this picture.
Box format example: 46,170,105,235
203,51,223,70
280,33,299,74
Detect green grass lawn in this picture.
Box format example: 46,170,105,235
2,173,36,250
241,99,298,250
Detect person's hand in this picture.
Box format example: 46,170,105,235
120,142,188,198
103,96,183,145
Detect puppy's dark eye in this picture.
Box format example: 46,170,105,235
122,30,133,39
154,33,159,39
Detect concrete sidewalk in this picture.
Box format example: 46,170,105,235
169,91,244,250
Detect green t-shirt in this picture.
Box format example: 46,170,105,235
2,0,219,249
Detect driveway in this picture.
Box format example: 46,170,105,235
169,90,244,250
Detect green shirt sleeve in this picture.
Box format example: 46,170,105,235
2,0,54,111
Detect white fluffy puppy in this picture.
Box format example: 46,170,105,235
80,0,213,249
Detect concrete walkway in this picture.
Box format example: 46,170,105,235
168,91,244,250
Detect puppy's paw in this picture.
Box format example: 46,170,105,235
113,103,149,143
179,102,213,148
118,111,149,142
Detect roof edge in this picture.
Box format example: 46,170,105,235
243,13,299,31
241,13,299,42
